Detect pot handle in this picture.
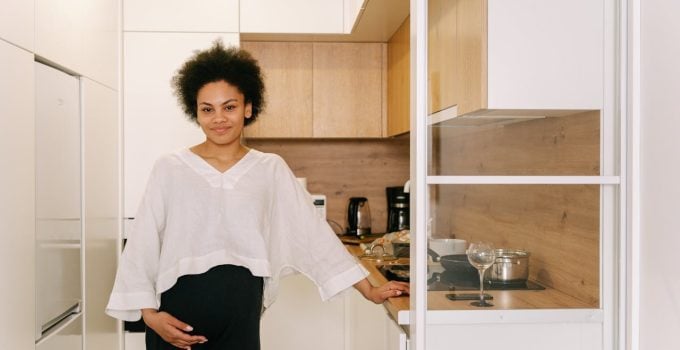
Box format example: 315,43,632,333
427,248,440,262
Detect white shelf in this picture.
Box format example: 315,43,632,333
426,176,621,185
396,308,603,326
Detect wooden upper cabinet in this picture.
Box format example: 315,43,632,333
387,17,411,136
241,42,314,138
313,42,384,138
428,0,485,115
428,0,603,116
243,41,385,138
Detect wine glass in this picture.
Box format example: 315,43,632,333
466,242,496,307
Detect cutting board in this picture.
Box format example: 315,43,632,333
338,233,386,245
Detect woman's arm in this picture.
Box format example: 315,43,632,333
353,278,410,304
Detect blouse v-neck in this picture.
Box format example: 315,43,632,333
178,148,261,189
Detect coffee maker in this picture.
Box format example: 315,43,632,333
386,187,409,232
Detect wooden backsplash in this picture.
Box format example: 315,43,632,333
432,110,601,306
246,137,410,234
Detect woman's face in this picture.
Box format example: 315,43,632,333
195,80,252,147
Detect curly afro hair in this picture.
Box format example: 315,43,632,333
172,40,265,126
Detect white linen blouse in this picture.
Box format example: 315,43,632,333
106,149,368,321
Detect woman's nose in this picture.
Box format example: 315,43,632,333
214,110,228,122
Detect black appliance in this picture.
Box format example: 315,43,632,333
378,265,545,291
347,197,371,235
386,186,409,232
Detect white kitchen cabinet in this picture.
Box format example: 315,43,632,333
410,0,618,348
240,0,345,34
347,289,390,350
35,0,119,88
486,0,603,110
386,316,409,350
0,0,34,50
429,0,603,115
124,0,239,32
123,32,239,218
35,63,81,221
344,0,366,33
426,323,601,350
260,274,345,350
82,78,121,350
260,275,394,350
0,40,36,350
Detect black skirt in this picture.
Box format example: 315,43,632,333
145,264,264,350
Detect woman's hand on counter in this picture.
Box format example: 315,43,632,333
354,278,410,304
141,308,208,349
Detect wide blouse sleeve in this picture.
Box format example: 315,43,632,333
105,162,166,321
265,156,368,306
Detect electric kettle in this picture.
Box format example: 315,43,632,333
347,197,371,235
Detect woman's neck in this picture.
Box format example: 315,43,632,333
191,139,248,162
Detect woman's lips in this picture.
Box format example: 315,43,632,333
212,126,230,134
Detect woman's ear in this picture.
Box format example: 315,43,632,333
245,102,253,119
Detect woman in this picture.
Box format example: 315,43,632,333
106,41,409,350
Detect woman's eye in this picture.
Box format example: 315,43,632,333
225,105,236,111
201,107,213,113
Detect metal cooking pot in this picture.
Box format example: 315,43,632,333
488,249,530,283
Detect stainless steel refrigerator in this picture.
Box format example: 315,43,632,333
34,62,83,349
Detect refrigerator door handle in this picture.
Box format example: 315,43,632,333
36,301,81,345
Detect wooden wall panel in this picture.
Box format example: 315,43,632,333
246,137,410,234
433,185,599,307
432,111,601,306
433,110,600,175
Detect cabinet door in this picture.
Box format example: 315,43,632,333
386,316,409,350
35,0,118,88
0,39,35,350
123,32,239,218
241,42,314,138
487,0,603,109
428,0,485,116
82,78,121,350
347,289,389,350
0,0,34,50
387,17,410,136
313,43,384,138
124,0,238,32
35,63,81,221
240,0,344,34
260,274,345,350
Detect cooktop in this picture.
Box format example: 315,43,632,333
379,265,545,291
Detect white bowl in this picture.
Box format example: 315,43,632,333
429,238,467,256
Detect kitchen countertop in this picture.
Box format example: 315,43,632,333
346,245,601,326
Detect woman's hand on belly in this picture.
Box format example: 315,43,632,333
142,308,208,349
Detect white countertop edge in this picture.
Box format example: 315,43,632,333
397,308,603,325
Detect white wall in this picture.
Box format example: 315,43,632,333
639,0,680,349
